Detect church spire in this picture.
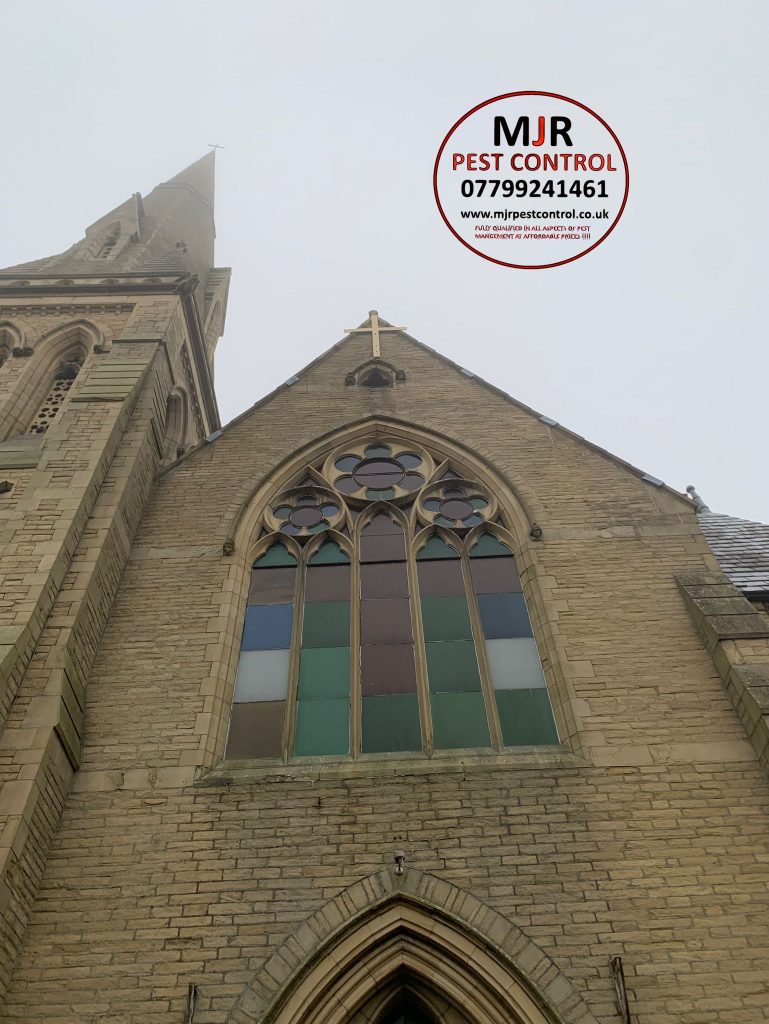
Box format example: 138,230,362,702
0,152,220,315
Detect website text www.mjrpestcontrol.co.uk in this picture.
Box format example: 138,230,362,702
459,207,610,241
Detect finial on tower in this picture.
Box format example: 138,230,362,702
686,485,710,512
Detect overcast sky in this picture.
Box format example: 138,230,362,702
1,1,767,520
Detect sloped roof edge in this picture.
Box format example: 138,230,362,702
163,315,692,509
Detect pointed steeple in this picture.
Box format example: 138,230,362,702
161,150,215,210
0,152,220,314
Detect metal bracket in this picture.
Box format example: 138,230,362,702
610,956,631,1023
183,982,197,1023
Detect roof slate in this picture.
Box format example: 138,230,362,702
699,511,769,595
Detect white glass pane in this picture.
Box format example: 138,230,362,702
234,649,290,702
485,637,545,690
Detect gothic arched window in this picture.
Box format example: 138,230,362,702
27,349,85,435
225,438,558,760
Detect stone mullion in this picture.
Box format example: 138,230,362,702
408,535,434,755
282,553,307,762
461,546,503,750
349,533,362,758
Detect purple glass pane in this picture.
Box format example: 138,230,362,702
443,488,466,498
353,458,404,488
363,514,401,536
336,475,359,494
360,599,412,644
361,644,417,694
226,701,285,759
360,561,409,598
417,559,465,597
360,533,406,563
470,556,522,593
305,564,350,602
248,567,295,605
290,506,324,528
440,498,473,520
401,473,425,491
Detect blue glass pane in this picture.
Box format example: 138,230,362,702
477,593,532,638
241,604,293,650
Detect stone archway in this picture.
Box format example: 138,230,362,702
225,868,599,1024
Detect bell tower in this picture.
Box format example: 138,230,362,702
0,153,229,998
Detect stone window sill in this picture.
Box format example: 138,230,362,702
196,744,585,786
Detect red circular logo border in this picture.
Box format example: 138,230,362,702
433,91,630,270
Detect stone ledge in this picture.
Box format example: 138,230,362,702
677,570,769,776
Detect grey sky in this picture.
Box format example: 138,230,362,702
1,1,767,520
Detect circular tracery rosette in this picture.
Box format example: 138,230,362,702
265,487,345,538
417,479,495,530
322,441,434,505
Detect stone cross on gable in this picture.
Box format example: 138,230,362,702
344,310,406,358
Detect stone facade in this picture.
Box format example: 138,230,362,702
0,161,767,1023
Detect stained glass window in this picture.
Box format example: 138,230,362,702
224,438,559,761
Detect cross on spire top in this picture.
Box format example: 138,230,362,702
344,310,406,359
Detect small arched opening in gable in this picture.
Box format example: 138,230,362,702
346,359,406,389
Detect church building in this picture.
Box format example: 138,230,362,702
0,153,767,1023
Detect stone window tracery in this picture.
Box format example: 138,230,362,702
225,437,559,761
27,350,85,435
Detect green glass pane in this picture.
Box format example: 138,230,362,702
361,694,422,753
417,537,460,560
424,640,481,692
254,544,296,568
273,505,292,520
364,444,392,457
470,534,512,558
309,541,350,565
495,689,559,746
294,699,349,756
307,521,330,534
302,602,350,647
470,496,488,509
431,692,490,749
434,516,455,527
366,488,396,500
298,647,350,700
420,596,473,641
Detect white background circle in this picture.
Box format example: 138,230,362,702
435,92,628,268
